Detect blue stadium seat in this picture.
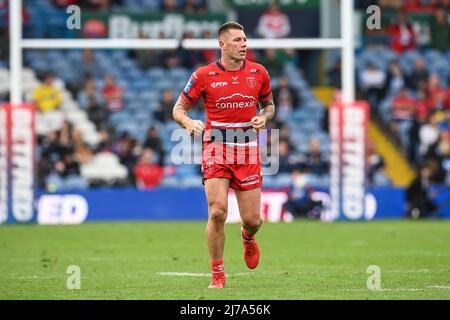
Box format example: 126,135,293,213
148,68,167,82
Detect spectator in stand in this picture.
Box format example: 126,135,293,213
160,0,179,11
390,87,417,146
259,48,283,78
282,167,322,220
406,160,440,219
38,153,53,189
102,74,124,112
78,78,103,109
272,74,300,109
272,75,300,122
416,87,430,120
40,131,62,163
96,128,113,153
112,131,139,174
81,49,102,80
384,60,406,97
388,10,417,53
377,0,402,10
131,32,161,70
144,126,165,166
419,111,441,160
178,31,204,69
446,80,450,110
367,141,391,186
72,129,93,166
392,88,417,121
403,0,439,12
278,122,292,142
33,72,62,113
409,107,425,164
406,57,428,92
424,127,450,177
40,123,89,191
183,0,207,14
58,121,75,155
277,139,297,173
52,0,78,7
427,74,447,111
256,3,291,39
430,6,450,52
47,152,88,191
161,49,182,70
360,62,386,113
134,148,164,189
79,0,111,11
77,78,108,130
300,137,329,176
154,88,175,123
327,58,341,89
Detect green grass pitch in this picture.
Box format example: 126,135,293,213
1,220,449,299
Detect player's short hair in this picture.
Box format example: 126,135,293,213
218,22,244,37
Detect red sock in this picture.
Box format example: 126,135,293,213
211,259,224,275
242,228,254,241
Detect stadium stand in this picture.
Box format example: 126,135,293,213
3,0,448,192
355,1,450,186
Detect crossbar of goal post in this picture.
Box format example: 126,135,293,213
8,0,355,223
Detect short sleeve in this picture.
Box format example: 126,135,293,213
180,71,203,107
258,67,272,104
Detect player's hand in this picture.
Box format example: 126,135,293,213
186,119,205,137
251,115,266,133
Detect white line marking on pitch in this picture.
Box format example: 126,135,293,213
345,288,422,292
157,272,254,277
157,272,211,277
427,285,450,289
16,275,56,279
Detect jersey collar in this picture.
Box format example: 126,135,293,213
216,60,246,72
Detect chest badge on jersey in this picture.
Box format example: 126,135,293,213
246,77,256,88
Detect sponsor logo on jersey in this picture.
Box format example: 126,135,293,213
241,174,260,186
208,71,218,76
250,68,260,74
241,174,260,183
246,76,256,88
215,93,256,109
184,77,195,93
231,76,239,84
211,81,228,88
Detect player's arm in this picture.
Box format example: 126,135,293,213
259,97,275,122
251,96,275,132
172,96,205,136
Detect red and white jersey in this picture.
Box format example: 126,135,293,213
180,60,272,133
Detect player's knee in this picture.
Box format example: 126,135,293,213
209,204,227,224
242,217,261,230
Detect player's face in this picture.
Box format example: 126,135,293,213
220,29,247,62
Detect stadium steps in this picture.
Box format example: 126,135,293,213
311,86,335,107
368,121,416,187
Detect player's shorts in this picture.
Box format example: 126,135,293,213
201,141,262,191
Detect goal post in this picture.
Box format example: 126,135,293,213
5,0,362,223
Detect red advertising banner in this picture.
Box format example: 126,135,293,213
227,190,289,223
1,104,36,224
329,101,369,220
0,104,9,223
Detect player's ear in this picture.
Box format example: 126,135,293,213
218,38,225,49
